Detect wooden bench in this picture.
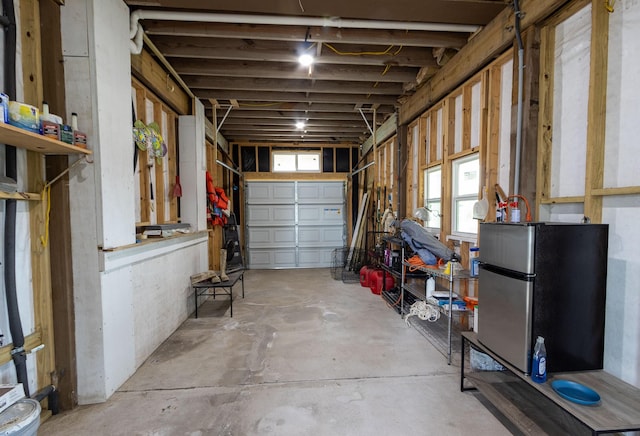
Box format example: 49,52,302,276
461,332,640,435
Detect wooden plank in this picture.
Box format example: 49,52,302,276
485,64,503,222
153,103,165,224
535,25,555,212
0,331,43,366
0,191,41,200
466,372,548,435
130,48,190,115
518,26,542,219
540,196,585,204
134,82,151,224
21,0,56,398
346,191,369,268
441,98,454,241
400,0,572,125
40,0,78,411
167,112,178,222
583,0,609,224
464,332,640,434
462,85,472,151
0,123,91,155
591,186,640,196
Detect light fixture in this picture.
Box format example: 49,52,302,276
298,53,314,67
413,206,441,221
298,27,315,67
295,121,305,129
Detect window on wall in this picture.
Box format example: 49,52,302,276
273,151,321,172
452,154,479,234
424,165,442,230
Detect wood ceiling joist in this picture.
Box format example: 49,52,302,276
195,90,398,105
217,118,368,128
152,36,437,67
144,22,471,48
223,125,367,133
187,76,402,95
171,59,417,83
208,110,378,122
222,135,365,143
219,102,395,113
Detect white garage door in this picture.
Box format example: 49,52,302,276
246,181,345,269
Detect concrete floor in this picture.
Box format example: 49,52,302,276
40,268,509,435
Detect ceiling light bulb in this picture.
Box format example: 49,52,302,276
298,53,314,67
296,121,305,129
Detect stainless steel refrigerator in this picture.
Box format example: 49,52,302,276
477,222,608,374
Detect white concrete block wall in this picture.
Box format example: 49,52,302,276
60,0,209,403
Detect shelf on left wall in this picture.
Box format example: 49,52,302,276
0,122,92,155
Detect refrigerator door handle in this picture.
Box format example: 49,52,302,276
480,262,535,281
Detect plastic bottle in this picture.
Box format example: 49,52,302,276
469,246,480,277
426,276,435,297
531,336,547,383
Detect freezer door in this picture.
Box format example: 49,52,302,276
479,223,536,274
477,267,534,373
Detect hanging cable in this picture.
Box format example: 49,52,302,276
322,42,401,56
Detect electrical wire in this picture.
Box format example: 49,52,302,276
506,194,532,222
322,42,401,57
40,184,51,247
604,0,615,13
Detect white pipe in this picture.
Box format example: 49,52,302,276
130,23,144,55
129,10,480,42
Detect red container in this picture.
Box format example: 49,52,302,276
359,266,370,287
372,273,394,295
366,268,379,288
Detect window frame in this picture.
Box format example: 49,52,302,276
423,165,442,232
451,153,480,236
272,150,322,173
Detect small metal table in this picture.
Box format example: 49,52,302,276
192,270,244,318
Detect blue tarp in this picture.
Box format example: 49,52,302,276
399,219,457,264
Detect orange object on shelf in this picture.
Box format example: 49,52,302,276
463,296,478,310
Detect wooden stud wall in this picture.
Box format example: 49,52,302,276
19,0,56,413
535,0,627,224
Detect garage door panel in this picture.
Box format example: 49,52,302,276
246,181,344,269
298,205,344,225
248,227,295,248
298,226,344,247
298,182,344,204
298,248,335,267
247,182,295,204
247,205,295,225
248,249,296,269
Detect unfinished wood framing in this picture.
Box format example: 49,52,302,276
131,48,190,116
132,78,180,226
400,0,572,125
20,0,56,400
583,0,610,223
536,0,610,222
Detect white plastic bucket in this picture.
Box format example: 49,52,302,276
0,399,41,436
